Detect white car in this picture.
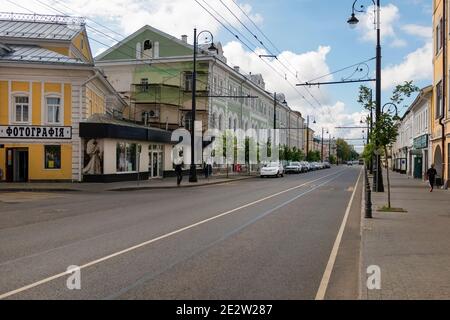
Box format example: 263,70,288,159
285,162,302,174
260,162,284,178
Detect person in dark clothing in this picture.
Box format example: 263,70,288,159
427,164,438,192
175,164,183,186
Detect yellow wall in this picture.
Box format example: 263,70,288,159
64,84,72,126
432,0,449,180
0,144,72,181
11,81,29,93
0,81,8,125
86,87,106,117
72,32,93,62
32,82,41,126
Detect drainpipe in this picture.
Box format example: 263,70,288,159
441,1,447,188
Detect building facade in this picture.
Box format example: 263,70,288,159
95,25,306,172
432,0,449,186
392,86,432,179
0,13,174,183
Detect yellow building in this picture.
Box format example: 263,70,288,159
432,0,449,185
0,13,127,182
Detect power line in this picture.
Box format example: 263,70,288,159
194,0,318,110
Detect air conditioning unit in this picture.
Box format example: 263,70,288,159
149,110,160,118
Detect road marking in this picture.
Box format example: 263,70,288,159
315,168,362,300
0,169,347,300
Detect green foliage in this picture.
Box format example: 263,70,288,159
329,154,337,165
307,150,321,162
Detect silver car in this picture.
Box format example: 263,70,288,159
285,162,302,174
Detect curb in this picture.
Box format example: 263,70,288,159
358,176,366,300
0,188,81,193
108,176,258,192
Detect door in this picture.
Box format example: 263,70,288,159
149,151,163,179
6,148,29,182
414,157,423,179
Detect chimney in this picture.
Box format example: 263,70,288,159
181,35,188,43
234,66,240,73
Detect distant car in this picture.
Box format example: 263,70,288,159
300,161,311,172
347,161,353,166
285,162,302,174
323,161,331,169
260,162,284,178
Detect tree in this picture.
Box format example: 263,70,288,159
329,154,337,165
371,81,419,209
307,150,321,162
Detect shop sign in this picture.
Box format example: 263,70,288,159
0,125,72,140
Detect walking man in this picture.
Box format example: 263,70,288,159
426,164,438,192
175,163,183,186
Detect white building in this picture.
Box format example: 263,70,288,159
393,86,432,179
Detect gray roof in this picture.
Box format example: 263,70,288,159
0,45,88,65
0,20,82,41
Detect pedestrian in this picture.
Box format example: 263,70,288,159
426,164,438,192
175,163,183,186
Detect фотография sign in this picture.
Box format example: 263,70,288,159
0,125,72,139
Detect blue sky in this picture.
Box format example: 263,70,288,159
4,0,434,149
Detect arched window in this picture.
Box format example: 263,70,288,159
233,118,237,132
218,114,223,131
210,113,217,128
229,117,232,130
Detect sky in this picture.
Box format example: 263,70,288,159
3,0,433,151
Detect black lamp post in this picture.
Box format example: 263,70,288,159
189,28,218,183
348,0,384,192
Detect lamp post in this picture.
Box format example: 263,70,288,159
348,0,384,192
321,128,329,162
189,28,218,183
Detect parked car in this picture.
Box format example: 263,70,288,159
301,161,311,172
323,161,331,169
260,162,284,178
285,162,303,174
347,161,353,166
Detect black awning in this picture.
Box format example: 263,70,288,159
79,122,172,144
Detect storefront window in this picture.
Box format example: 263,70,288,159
45,145,61,169
116,143,137,172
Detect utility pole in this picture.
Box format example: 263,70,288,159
321,128,324,162
374,0,384,192
189,28,198,183
306,116,310,160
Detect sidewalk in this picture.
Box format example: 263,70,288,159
360,171,450,300
0,174,257,193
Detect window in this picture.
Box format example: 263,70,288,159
14,96,29,123
45,145,61,169
436,18,443,55
116,143,137,172
436,81,443,119
46,97,61,124
184,72,193,91
140,78,149,92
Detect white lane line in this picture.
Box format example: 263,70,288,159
0,169,347,300
315,168,362,300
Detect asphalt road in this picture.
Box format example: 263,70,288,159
0,166,363,300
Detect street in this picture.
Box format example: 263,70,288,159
0,166,362,300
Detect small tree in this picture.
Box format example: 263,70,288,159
372,81,419,209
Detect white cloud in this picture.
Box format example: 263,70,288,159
401,24,432,38
381,41,432,90
357,4,405,47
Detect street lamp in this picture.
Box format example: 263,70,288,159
189,28,218,183
348,0,384,192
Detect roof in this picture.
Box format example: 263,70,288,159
0,44,88,65
80,113,173,144
0,13,84,41
95,24,193,61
